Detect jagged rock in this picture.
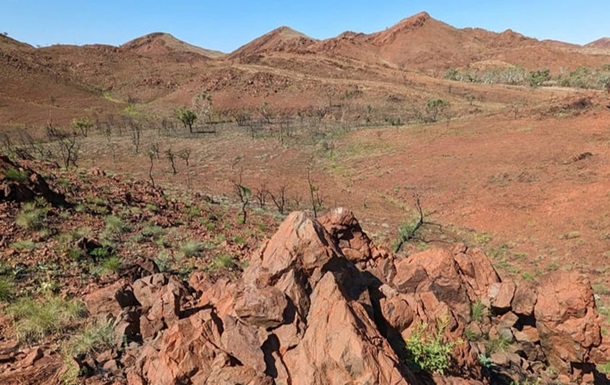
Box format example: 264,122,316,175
220,316,267,373
319,207,373,263
132,273,186,340
102,210,607,385
487,280,516,314
0,155,67,205
84,280,136,317
283,273,410,385
511,282,537,317
535,272,602,373
234,286,288,329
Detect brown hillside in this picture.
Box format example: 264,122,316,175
586,37,610,49
121,32,225,60
228,26,317,61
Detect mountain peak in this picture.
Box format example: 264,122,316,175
229,26,317,58
121,32,224,59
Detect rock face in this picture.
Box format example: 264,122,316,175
535,272,602,371
0,155,66,205
77,209,605,385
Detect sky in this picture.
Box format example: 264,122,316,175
1,1,608,52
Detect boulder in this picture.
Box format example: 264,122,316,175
283,273,410,385
534,272,602,372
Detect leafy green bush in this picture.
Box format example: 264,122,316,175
405,317,461,375
528,69,551,87
6,296,87,342
3,167,27,183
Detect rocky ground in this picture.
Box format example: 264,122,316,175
1,156,609,384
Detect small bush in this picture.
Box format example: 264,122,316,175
208,254,237,271
6,296,87,342
405,317,461,375
179,241,205,257
16,202,48,230
62,319,115,384
486,335,513,354
470,301,487,323
141,225,164,238
10,240,40,251
105,215,129,234
0,276,14,302
4,167,28,183
63,318,115,357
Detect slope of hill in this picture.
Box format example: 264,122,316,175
228,26,317,61
586,37,610,49
121,32,225,60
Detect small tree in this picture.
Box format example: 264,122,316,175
164,148,177,175
147,148,156,187
233,170,251,224
528,69,551,87
71,117,94,137
307,171,325,218
46,125,81,169
425,99,450,123
254,183,269,208
260,101,274,124
269,185,288,215
176,108,197,133
194,92,213,123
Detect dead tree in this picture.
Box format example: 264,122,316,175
232,170,251,224
269,185,288,215
394,195,426,254
46,125,81,169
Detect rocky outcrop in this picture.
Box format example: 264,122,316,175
0,155,66,205
75,209,606,385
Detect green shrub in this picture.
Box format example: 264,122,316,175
4,167,28,183
528,69,551,87
405,318,461,375
486,335,513,354
10,240,40,251
62,319,115,384
6,296,87,342
470,301,487,323
16,202,48,230
0,276,14,302
104,215,129,234
208,254,237,271
179,241,205,257
63,318,115,357
141,225,164,238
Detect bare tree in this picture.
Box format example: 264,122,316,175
394,195,426,254
307,171,325,218
269,185,288,215
254,183,269,208
232,170,251,224
46,125,81,169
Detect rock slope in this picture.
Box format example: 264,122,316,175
79,209,607,384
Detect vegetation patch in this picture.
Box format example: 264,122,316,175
6,296,87,342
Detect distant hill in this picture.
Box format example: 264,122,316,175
586,37,610,49
121,32,225,60
229,26,317,60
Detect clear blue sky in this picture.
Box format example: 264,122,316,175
1,1,608,52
